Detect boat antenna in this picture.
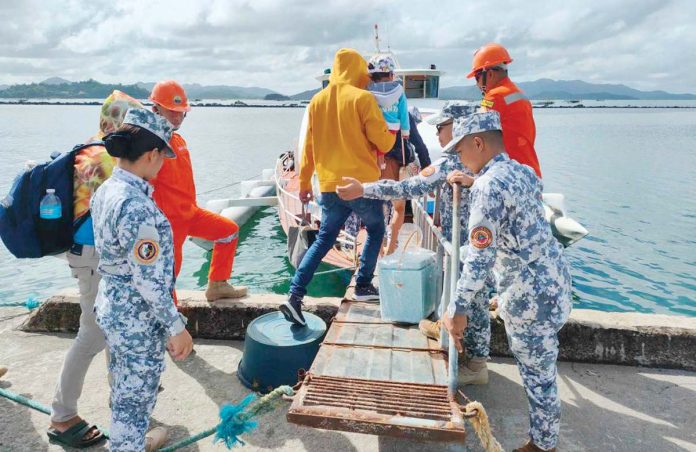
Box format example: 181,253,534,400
374,24,381,53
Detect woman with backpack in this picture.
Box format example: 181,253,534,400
90,108,192,450
47,92,167,450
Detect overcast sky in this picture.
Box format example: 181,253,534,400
2,0,694,94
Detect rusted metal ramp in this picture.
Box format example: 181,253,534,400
288,295,466,441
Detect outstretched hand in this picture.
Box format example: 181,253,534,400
335,177,364,201
447,170,475,187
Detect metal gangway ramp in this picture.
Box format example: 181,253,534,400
288,193,467,442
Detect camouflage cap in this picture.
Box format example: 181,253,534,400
441,111,502,154
122,108,175,158
426,101,479,125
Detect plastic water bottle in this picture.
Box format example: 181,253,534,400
39,189,62,219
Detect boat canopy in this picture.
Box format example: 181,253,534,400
316,67,442,99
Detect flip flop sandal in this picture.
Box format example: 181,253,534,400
47,420,105,449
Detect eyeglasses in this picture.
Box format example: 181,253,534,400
436,121,453,133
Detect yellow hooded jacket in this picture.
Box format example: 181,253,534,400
299,48,396,192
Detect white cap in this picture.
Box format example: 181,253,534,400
46,189,55,194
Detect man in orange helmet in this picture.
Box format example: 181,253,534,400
149,80,247,301
468,43,542,178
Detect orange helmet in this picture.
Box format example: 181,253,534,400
466,43,513,79
149,80,191,112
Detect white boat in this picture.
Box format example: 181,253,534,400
197,26,588,262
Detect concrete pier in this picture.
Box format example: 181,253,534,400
1,302,695,451
20,289,696,371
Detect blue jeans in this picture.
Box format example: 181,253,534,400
290,193,385,298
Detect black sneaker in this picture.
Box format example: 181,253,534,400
279,294,306,326
352,284,380,302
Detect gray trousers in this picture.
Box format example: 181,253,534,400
50,245,107,423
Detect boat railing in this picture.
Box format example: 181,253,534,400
274,154,360,266
412,191,459,351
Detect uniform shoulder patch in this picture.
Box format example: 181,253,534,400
470,226,493,249
420,166,436,177
133,239,160,265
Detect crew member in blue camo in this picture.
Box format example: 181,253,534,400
442,111,572,452
91,108,193,451
336,101,492,385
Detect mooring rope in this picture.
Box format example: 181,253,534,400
196,173,263,196
462,399,503,452
0,297,42,310
0,384,293,450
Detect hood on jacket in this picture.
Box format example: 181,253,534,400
367,81,403,108
328,48,370,89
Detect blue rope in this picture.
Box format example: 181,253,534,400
0,296,41,310
0,387,110,437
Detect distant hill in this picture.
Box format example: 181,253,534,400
264,93,291,101
40,77,72,85
440,78,696,100
0,79,149,99
0,84,8,91
290,88,320,100
135,81,276,99
0,79,277,100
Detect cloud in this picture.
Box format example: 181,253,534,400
0,0,694,94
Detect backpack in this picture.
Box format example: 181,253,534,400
0,142,103,258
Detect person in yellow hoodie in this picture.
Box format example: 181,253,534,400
279,48,396,326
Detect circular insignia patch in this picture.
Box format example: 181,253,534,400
134,239,159,264
173,95,182,104
420,166,436,177
470,226,493,249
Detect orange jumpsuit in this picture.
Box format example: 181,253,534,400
151,132,239,287
481,77,542,178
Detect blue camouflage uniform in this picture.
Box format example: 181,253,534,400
361,101,492,360
91,109,185,451
446,112,572,450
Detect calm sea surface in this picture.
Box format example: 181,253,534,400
0,104,694,316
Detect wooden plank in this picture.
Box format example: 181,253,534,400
310,344,447,385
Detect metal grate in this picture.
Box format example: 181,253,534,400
288,374,466,441
303,375,453,420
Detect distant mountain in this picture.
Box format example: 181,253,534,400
0,84,8,91
182,83,276,99
0,79,278,100
0,79,149,99
440,79,696,100
289,88,320,100
264,93,291,101
40,77,72,85
134,82,276,99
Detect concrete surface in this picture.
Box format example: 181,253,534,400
22,289,696,371
2,305,695,452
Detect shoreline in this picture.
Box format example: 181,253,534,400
1,100,695,109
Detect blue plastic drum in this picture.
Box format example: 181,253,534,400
237,311,326,393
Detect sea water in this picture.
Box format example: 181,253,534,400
0,103,694,316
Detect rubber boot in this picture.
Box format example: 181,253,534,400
418,319,441,341
205,280,248,301
457,357,489,385
513,440,556,452
0,365,7,379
